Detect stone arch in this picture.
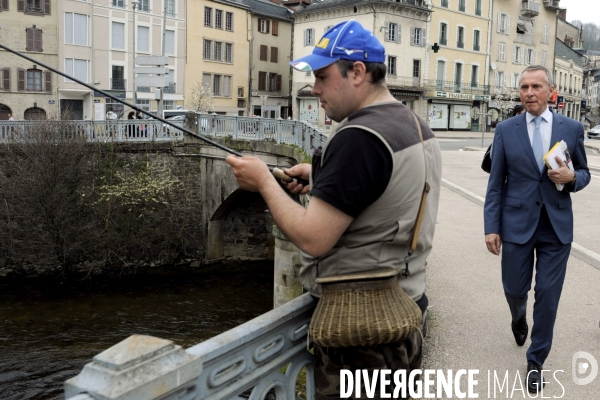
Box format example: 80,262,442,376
24,107,46,120
0,104,12,120
205,188,273,263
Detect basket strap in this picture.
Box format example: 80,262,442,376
405,113,431,277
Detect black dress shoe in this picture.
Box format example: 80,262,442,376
511,315,528,346
527,362,546,393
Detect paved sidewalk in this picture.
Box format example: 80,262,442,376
421,150,600,399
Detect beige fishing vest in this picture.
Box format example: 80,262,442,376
299,102,442,301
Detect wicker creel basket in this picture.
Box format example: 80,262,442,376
309,269,422,348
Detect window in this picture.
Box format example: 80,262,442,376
475,0,481,16
166,0,175,17
111,65,125,90
204,7,212,27
498,42,506,62
271,47,278,63
225,12,233,31
65,13,90,46
214,42,222,61
163,100,175,110
458,0,465,12
259,18,270,34
387,56,396,75
137,26,149,52
304,28,315,46
165,30,174,55
203,39,212,60
473,30,480,51
513,45,523,64
457,26,464,48
0,0,7,10
1,68,11,91
260,45,268,61
471,65,478,86
439,23,447,45
112,0,125,7
202,73,211,88
136,99,150,111
441,0,448,7
526,49,536,65
213,75,221,96
238,87,244,97
495,71,506,87
272,21,279,36
112,22,125,50
138,0,149,12
542,24,549,43
215,10,222,29
20,0,50,15
387,23,399,43
413,60,421,78
225,43,233,63
26,27,43,52
541,51,547,67
511,73,519,88
17,68,50,91
498,13,510,34
258,71,266,91
412,27,423,46
223,76,231,97
27,69,42,91
268,73,281,92
64,59,90,83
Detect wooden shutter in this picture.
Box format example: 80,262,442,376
44,0,50,14
272,20,278,36
266,20,270,34
271,47,278,63
44,70,52,92
1,68,9,91
26,28,33,51
260,45,267,61
258,71,266,91
34,28,43,52
17,68,25,91
18,0,24,12
276,74,281,92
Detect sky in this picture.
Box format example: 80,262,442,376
558,0,599,25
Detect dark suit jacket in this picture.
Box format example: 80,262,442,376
484,111,590,245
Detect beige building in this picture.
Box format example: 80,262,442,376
185,0,250,115
554,37,586,121
488,0,559,121
426,0,492,131
291,0,431,132
0,0,59,120
56,0,186,120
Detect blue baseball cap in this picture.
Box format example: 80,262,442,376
290,20,386,72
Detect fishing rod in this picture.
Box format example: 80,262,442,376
0,43,309,186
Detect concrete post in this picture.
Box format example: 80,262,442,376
272,224,303,308
205,219,224,263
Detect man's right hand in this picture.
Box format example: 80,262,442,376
283,163,311,194
485,233,501,255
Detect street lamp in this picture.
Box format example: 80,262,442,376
132,1,140,109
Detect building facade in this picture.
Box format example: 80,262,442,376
291,0,431,132
426,0,492,131
554,38,585,121
185,0,250,115
0,0,59,121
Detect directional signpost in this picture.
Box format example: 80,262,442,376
134,56,169,117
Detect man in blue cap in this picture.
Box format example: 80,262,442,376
227,20,441,398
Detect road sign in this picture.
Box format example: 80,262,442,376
133,67,169,74
135,75,169,87
558,102,565,109
134,56,169,66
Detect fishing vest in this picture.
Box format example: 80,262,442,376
299,102,442,301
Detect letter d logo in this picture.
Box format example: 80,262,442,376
572,351,598,385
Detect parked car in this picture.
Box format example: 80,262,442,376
163,115,189,136
587,124,600,140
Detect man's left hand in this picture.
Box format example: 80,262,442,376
226,155,272,192
548,157,575,185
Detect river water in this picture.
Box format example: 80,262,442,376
0,261,274,400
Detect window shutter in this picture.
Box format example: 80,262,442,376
519,48,523,64
2,68,9,91
260,45,267,61
384,21,389,42
34,28,43,52
410,27,415,45
18,68,25,91
507,15,511,34
26,28,33,51
18,0,24,12
272,20,278,36
276,74,281,92
266,20,270,34
398,25,401,43
44,70,52,92
421,29,425,46
512,46,517,62
271,47,278,63
533,50,537,65
44,0,50,14
258,18,263,31
497,13,501,33
304,29,308,46
258,71,266,91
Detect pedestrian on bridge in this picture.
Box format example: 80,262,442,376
227,19,442,399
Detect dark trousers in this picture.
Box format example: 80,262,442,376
501,206,571,366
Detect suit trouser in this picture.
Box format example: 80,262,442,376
501,206,571,366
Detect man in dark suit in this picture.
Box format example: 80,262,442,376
484,65,590,393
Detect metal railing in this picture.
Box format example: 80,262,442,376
459,3,466,11
475,7,482,15
65,293,317,400
163,82,176,93
386,75,423,89
440,37,447,45
137,86,151,92
0,115,328,154
110,78,127,90
473,45,480,51
426,79,491,94
457,41,464,49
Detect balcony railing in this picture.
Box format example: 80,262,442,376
111,0,125,7
440,38,447,45
137,86,151,92
521,0,540,17
386,75,424,89
163,82,176,93
426,79,491,95
110,78,127,90
25,4,43,13
459,3,466,12
457,41,465,49
473,45,480,51
475,7,482,16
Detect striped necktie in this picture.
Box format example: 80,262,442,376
532,116,545,172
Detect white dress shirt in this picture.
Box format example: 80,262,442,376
525,108,553,155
